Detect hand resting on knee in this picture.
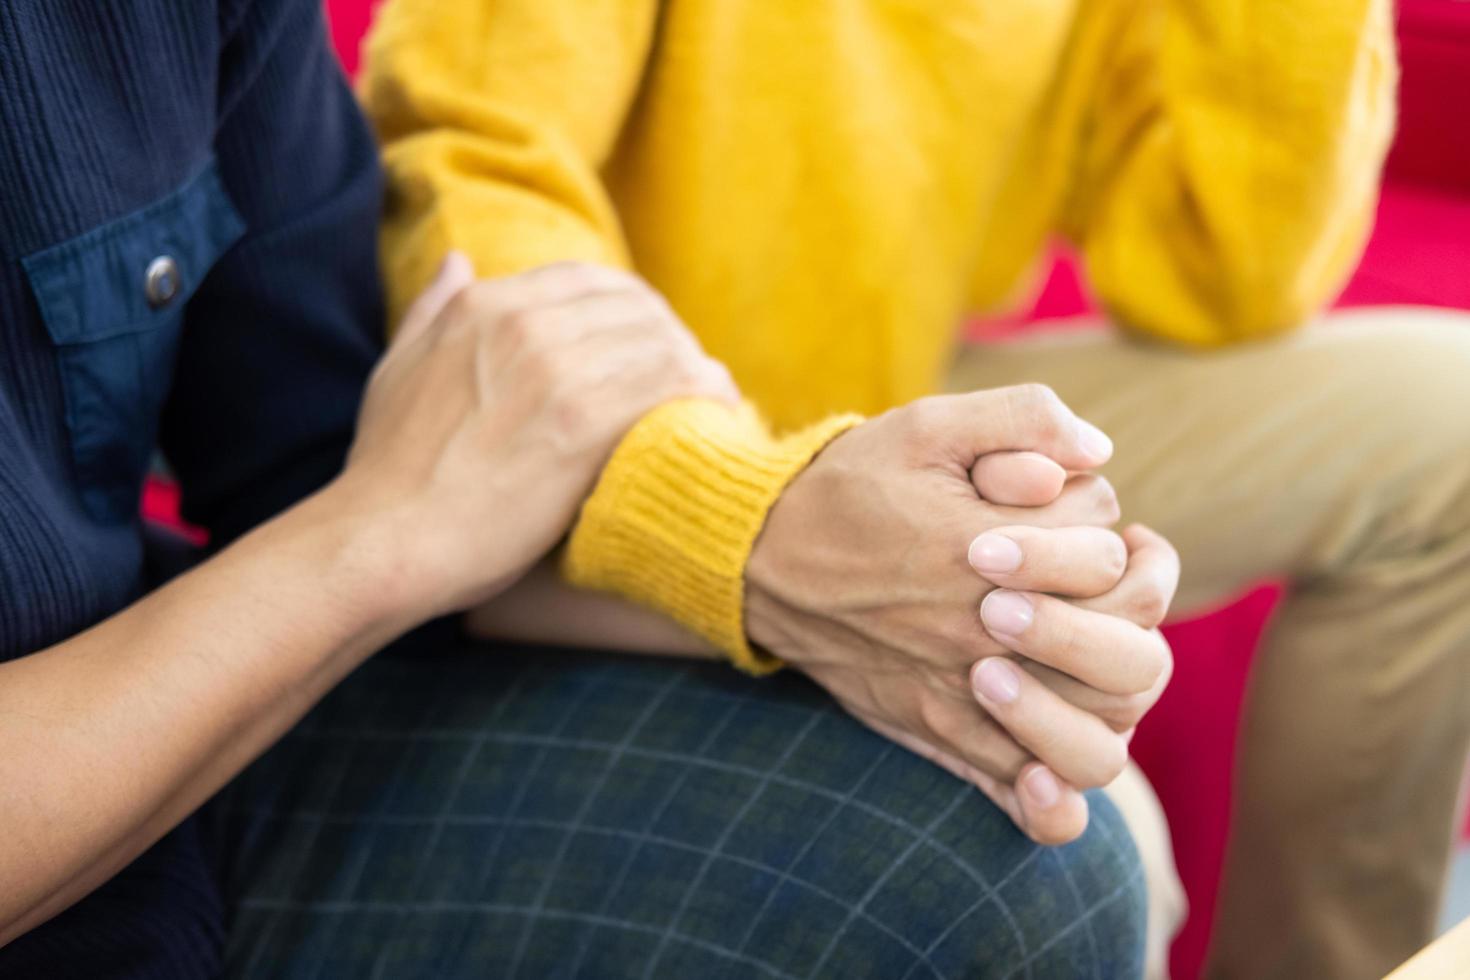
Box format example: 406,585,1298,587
744,385,1179,845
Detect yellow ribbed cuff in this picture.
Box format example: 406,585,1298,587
564,400,863,674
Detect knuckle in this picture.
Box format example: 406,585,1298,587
442,278,494,326
1100,532,1128,581
1081,475,1121,524
551,389,598,442
1152,636,1175,691
691,357,734,398
635,286,679,320
1012,382,1061,409
919,692,983,752
500,306,543,347
670,358,705,391
663,365,707,401
1072,734,1129,789
915,692,956,744
1126,636,1170,695
1096,737,1130,786
1156,540,1184,595
1100,692,1149,731
523,260,639,300
637,345,699,396
1010,383,1067,438
1126,584,1169,629
661,338,702,375
900,396,951,441
936,666,974,699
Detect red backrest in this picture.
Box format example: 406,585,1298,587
1388,0,1470,193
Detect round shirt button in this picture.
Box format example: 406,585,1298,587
144,255,181,309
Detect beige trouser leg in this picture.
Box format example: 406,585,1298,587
947,307,1470,980
1107,760,1187,980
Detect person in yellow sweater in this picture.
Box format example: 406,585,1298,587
359,0,1470,976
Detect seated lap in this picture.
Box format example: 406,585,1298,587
210,646,1147,979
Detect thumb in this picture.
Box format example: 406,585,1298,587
971,451,1068,506
394,250,475,346
939,385,1113,471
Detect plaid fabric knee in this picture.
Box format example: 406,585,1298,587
209,646,1146,979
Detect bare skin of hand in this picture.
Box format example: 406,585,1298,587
744,386,1177,844
936,522,1178,844
343,254,738,618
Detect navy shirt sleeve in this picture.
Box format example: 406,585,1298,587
159,0,385,546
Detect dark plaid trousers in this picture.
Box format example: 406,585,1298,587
210,644,1147,979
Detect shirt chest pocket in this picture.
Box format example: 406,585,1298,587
22,161,245,525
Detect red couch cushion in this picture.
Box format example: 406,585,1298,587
1387,0,1470,194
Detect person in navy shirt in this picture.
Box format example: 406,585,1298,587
0,0,751,972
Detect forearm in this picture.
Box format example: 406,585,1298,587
465,557,715,659
0,483,413,944
0,250,738,944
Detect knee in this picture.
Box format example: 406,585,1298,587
1305,313,1470,558
841,788,1148,978
1322,310,1470,463
1018,791,1150,980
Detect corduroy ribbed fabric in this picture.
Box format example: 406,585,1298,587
0,1,384,975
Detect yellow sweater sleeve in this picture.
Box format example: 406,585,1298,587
1063,0,1397,346
361,0,858,672
565,404,862,673
360,0,654,321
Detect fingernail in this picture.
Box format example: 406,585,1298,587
1077,420,1113,463
968,532,1023,574
973,658,1021,705
1024,767,1062,809
981,590,1034,637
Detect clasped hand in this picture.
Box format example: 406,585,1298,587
746,386,1179,844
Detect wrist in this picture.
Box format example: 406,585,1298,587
742,454,835,664
741,567,795,663
741,420,870,669
247,476,434,646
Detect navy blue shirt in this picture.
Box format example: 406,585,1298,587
0,0,384,974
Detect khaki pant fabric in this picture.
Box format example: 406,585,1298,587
948,307,1470,979
1106,760,1187,980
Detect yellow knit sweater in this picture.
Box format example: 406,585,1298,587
362,0,1395,671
